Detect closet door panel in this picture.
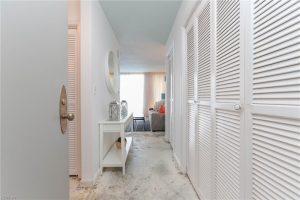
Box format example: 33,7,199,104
186,25,197,186
251,1,300,199
196,1,213,199
187,104,197,186
214,0,243,199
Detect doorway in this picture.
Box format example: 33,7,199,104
167,47,175,147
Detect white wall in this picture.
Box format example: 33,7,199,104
166,1,199,172
80,1,119,185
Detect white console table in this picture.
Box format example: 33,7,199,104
98,113,133,175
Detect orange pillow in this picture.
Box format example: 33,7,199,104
159,104,165,113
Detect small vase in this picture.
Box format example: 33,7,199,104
120,100,128,118
109,100,120,121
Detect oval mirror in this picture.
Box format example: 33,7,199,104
105,51,119,95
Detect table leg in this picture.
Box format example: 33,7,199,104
121,125,125,175
99,124,103,175
131,118,134,145
133,119,135,131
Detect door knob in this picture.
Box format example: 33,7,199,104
59,85,73,134
234,104,241,110
61,113,75,121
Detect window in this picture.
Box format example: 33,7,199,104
120,74,144,116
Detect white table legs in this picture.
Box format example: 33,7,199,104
99,124,103,175
121,125,125,175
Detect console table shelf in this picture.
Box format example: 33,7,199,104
98,113,133,175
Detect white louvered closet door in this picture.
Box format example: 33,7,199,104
251,1,300,199
195,1,213,199
68,27,81,176
186,23,198,187
214,0,245,199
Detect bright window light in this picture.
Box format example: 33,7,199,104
120,74,144,117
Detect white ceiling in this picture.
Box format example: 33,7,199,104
100,0,181,73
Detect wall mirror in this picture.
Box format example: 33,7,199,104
105,51,119,95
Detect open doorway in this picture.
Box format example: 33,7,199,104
120,74,145,117
166,46,175,147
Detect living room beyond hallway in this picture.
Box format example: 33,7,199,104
120,73,166,133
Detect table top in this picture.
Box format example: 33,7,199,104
99,113,133,125
133,113,144,118
133,116,145,120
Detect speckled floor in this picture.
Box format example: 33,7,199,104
70,131,199,200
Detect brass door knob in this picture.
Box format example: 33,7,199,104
61,113,75,121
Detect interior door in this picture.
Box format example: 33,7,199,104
195,1,213,199
1,1,68,199
186,23,198,187
250,1,300,199
214,0,244,199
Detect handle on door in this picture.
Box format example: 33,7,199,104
61,113,75,121
59,85,74,134
234,104,241,110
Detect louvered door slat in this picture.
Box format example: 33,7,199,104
252,1,300,199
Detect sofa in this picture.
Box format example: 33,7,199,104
148,100,165,131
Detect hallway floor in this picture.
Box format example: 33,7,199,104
70,132,198,200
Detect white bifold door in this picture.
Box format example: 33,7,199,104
214,0,245,199
250,1,300,199
186,23,198,188
185,0,300,199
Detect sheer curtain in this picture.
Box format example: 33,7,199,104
120,74,144,116
143,73,166,116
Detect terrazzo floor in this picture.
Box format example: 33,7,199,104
70,131,199,200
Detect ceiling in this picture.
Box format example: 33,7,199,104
100,0,181,73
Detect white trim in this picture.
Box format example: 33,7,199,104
240,1,248,198
250,104,300,120
193,12,199,191
0,1,2,195
181,26,188,174
173,152,186,174
80,168,101,187
210,0,217,199
243,0,254,199
184,1,201,28
166,42,174,144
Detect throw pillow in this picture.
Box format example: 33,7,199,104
159,104,165,113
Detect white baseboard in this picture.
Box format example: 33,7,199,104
80,168,100,187
173,152,186,174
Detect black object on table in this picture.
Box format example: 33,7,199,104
133,116,145,131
